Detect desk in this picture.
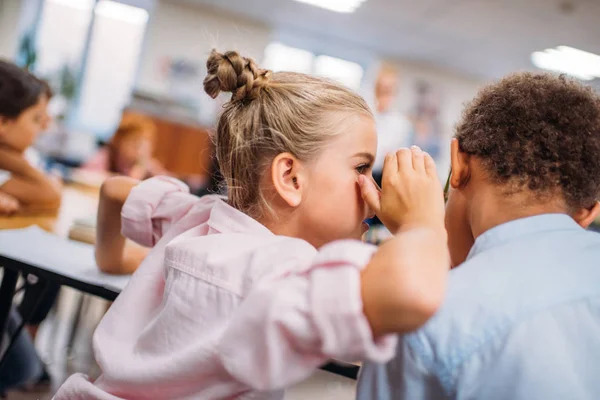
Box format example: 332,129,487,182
0,184,108,370
0,183,98,236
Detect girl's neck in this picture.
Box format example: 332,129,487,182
258,212,322,248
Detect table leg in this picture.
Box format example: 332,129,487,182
67,292,85,358
0,269,18,352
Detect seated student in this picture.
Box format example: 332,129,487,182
54,49,449,399
356,72,600,399
17,77,61,343
0,60,61,214
0,62,58,392
83,113,167,180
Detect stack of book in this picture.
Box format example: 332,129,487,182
68,214,97,244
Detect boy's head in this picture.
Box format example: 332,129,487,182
204,50,377,248
446,72,600,265
0,60,47,152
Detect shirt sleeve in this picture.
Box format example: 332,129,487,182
356,335,446,400
216,239,398,391
120,176,199,247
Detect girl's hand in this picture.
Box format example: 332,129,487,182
359,146,445,234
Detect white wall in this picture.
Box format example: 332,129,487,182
0,0,24,59
136,0,271,96
391,60,483,175
137,1,482,172
360,58,483,178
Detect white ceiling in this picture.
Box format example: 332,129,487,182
175,0,600,80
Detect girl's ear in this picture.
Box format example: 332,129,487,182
271,152,305,208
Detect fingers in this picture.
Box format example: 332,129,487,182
385,146,437,183
383,152,398,176
358,175,381,214
381,152,398,190
410,146,425,173
396,148,412,172
424,152,437,178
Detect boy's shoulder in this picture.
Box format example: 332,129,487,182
402,227,600,392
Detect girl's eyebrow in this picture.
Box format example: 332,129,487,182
351,152,375,163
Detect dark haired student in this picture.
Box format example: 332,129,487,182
0,60,61,392
357,73,600,400
0,60,60,214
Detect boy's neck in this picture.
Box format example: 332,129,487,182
468,185,570,240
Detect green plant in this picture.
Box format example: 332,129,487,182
18,32,37,71
59,64,77,100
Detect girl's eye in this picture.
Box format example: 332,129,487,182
356,164,369,174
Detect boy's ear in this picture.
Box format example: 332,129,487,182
449,139,470,189
573,201,600,229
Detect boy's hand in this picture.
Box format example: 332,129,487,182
359,146,445,234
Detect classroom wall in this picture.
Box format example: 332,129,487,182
0,0,24,59
136,1,483,175
136,0,271,96
4,0,482,175
389,59,484,175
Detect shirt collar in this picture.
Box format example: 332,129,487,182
205,195,273,236
467,213,582,260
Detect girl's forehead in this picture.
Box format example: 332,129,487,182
334,115,376,148
314,118,376,166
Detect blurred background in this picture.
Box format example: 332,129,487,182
2,0,599,182
1,0,599,398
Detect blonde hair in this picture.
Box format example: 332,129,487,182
203,49,372,218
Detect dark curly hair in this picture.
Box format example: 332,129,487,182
0,59,44,119
455,72,600,210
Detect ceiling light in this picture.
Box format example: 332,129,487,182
95,0,149,25
48,0,95,11
531,46,600,81
293,0,367,13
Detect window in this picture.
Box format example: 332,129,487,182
35,0,95,77
77,0,149,135
263,42,313,74
35,0,149,135
314,54,364,90
263,42,364,90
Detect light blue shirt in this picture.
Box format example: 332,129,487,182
357,214,600,400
